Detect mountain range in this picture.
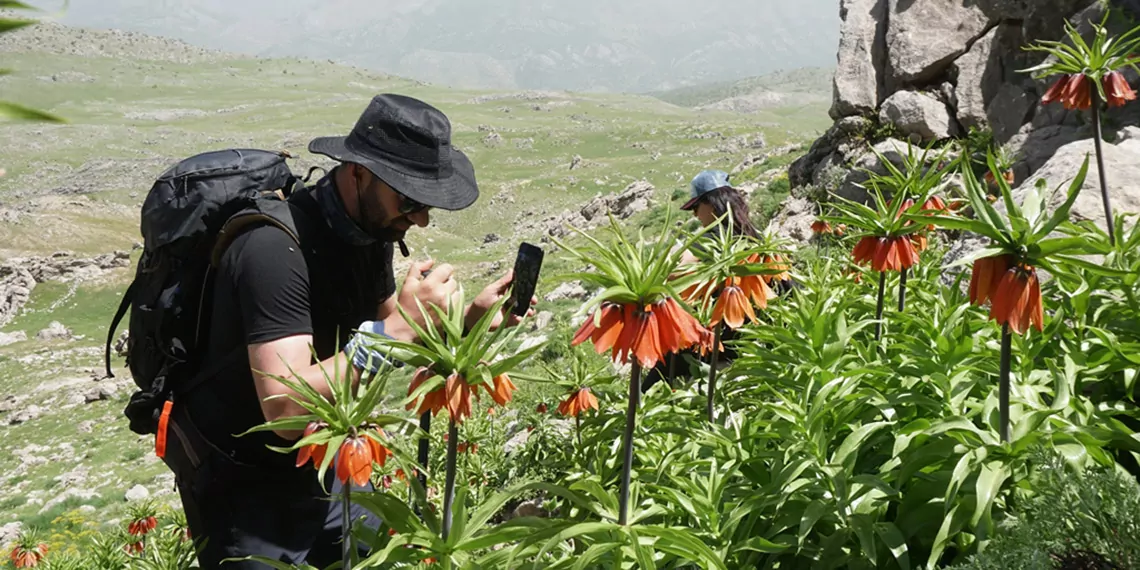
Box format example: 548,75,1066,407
52,0,841,92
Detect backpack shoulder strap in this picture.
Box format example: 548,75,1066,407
104,279,137,378
210,196,301,268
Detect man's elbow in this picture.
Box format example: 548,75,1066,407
259,395,303,440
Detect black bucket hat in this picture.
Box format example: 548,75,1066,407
309,94,479,211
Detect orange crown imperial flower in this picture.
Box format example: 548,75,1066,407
406,367,447,417
485,373,516,407
852,236,920,273
334,430,391,487
557,386,600,417
1061,73,1092,110
572,298,706,368
1103,70,1137,107
710,276,757,329
989,264,1044,335
9,543,47,569
295,421,330,469
128,515,158,537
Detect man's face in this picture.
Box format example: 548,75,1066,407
352,166,431,242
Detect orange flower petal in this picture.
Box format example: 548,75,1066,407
853,236,877,265
633,307,663,368
336,436,373,488
366,432,390,469
445,373,472,424
613,304,640,363
571,312,597,346
489,374,516,406
592,303,626,354
1042,75,1070,104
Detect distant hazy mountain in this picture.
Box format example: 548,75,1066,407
53,0,840,92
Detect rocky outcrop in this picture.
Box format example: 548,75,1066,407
830,0,889,119
884,0,991,86
0,265,34,329
787,0,1140,247
521,181,655,240
0,250,130,328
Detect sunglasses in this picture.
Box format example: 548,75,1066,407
397,192,429,215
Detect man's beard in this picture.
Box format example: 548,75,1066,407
367,226,406,243
358,214,407,243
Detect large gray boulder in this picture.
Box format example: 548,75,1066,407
1019,137,1140,232
878,91,956,142
885,0,991,85
830,0,888,119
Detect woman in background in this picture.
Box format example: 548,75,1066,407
642,169,789,392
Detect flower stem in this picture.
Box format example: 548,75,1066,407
875,271,886,341
999,323,1012,443
442,420,459,539
706,323,722,424
898,268,908,312
1091,87,1117,246
619,361,642,526
414,411,431,514
342,477,352,569
576,413,583,453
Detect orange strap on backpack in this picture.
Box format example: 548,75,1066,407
155,400,174,458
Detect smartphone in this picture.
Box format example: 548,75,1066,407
509,242,544,317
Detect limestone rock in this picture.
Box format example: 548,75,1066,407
830,0,888,119
532,311,554,332
0,266,34,329
885,0,991,85
525,181,654,239
766,195,818,244
953,25,1004,131
8,405,42,425
878,91,955,142
125,484,150,501
543,281,589,303
1019,137,1140,232
36,321,72,341
0,330,26,347
0,523,23,548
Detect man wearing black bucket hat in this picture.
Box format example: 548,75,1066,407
175,94,532,567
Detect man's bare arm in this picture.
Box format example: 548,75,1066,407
248,334,357,440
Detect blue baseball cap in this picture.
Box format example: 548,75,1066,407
680,169,731,210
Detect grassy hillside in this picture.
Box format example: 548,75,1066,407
649,66,835,109
0,22,831,540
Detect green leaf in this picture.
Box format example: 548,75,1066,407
627,527,657,570
1051,254,1132,277
874,522,911,570
637,525,729,570
1033,236,1089,257
0,18,36,34
734,536,789,554
1037,155,1090,238
0,101,66,123
971,461,1010,528
572,542,623,570
833,421,890,469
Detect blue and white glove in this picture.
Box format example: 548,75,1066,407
343,320,403,376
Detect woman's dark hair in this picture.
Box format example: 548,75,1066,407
699,186,759,239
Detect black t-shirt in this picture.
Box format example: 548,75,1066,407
185,176,397,474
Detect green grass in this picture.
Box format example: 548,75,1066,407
649,66,835,107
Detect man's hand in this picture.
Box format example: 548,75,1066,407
465,269,537,331
383,259,461,342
